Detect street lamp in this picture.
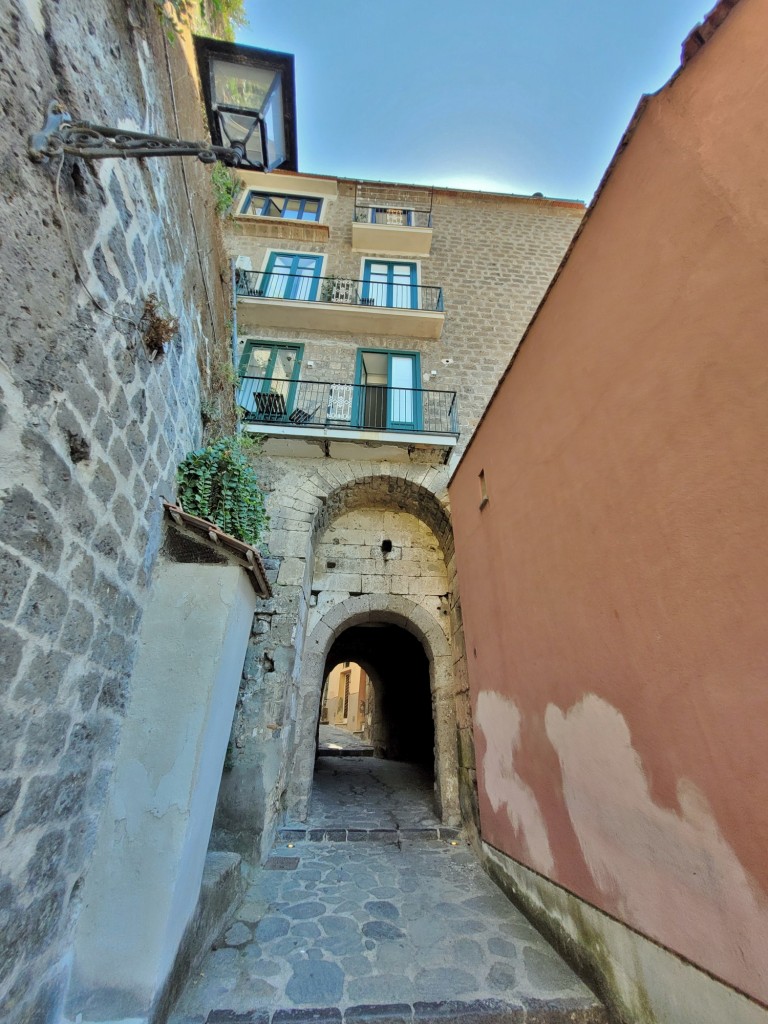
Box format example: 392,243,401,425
28,39,298,170
195,37,297,172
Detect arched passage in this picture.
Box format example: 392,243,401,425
325,625,434,765
287,594,459,825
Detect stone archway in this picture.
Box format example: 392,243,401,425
287,593,459,825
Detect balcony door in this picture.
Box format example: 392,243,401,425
361,260,418,309
263,252,322,301
353,349,421,431
237,341,303,420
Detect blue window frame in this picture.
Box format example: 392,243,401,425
263,252,323,301
237,341,304,420
352,349,422,431
361,260,418,309
244,192,323,222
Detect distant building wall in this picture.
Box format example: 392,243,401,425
323,661,368,734
449,0,768,1019
0,3,229,1021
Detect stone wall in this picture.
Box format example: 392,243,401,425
0,2,230,1021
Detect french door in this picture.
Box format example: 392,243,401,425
237,341,303,419
352,349,422,431
361,260,418,309
263,252,322,301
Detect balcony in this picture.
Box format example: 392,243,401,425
235,269,445,338
352,206,433,257
237,376,458,462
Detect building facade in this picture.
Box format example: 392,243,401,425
321,661,370,738
448,2,768,1022
212,171,584,858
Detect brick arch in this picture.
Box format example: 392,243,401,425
287,594,459,825
310,472,454,561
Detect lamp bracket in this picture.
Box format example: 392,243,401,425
29,100,243,166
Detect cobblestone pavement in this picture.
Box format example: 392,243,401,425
318,725,374,756
302,757,439,831
170,759,606,1023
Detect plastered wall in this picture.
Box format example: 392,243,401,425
449,0,768,1013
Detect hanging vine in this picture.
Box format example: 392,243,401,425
176,435,268,546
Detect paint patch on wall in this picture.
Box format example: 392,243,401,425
545,694,768,1002
475,691,554,874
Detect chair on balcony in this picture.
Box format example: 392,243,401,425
288,404,321,425
251,392,287,421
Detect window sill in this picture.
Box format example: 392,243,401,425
233,216,330,242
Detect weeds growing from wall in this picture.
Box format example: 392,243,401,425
210,163,243,217
155,0,247,41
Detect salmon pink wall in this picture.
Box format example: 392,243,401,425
449,0,768,1005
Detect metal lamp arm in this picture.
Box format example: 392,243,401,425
29,100,244,166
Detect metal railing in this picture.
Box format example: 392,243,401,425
354,206,432,228
237,377,459,436
235,269,444,312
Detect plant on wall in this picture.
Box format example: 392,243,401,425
155,0,247,42
176,434,268,546
141,294,179,360
210,162,243,217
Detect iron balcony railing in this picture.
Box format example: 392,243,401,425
353,206,433,228
235,269,444,313
238,377,459,437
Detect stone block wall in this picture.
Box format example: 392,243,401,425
0,2,230,1021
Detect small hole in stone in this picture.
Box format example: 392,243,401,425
381,539,393,554
326,561,336,569
71,161,88,196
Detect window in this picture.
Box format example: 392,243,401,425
237,341,303,420
479,470,489,509
353,349,422,431
341,671,351,720
263,252,323,301
244,192,322,222
362,260,418,309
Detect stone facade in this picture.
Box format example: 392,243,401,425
213,181,584,862
0,2,230,1021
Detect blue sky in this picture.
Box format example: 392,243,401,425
240,1,713,202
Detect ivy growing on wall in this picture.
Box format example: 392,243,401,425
176,435,268,546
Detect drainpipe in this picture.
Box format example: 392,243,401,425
231,258,240,434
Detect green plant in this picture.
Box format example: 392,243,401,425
154,0,247,42
176,435,268,545
211,162,243,217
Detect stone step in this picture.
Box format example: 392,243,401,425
317,746,374,758
205,994,608,1022
277,827,461,844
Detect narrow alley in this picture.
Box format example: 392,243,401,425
169,755,606,1023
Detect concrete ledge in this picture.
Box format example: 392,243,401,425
482,843,768,1024
154,852,245,1023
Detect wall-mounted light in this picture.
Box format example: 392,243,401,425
29,39,298,171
